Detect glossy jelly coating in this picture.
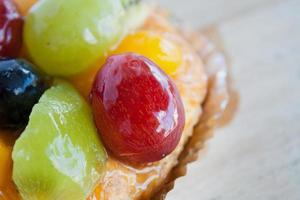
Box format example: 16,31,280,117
91,53,185,164
69,30,181,99
0,59,48,128
114,31,183,75
0,0,23,58
24,0,146,76
12,80,107,200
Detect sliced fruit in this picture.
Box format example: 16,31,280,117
91,53,185,164
114,31,183,75
0,0,23,58
12,80,107,200
24,0,148,76
0,59,49,128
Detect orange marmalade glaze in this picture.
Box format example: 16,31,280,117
0,6,237,200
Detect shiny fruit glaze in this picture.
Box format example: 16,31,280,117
91,53,185,164
0,59,48,128
12,80,107,200
24,0,144,76
70,30,182,99
0,0,23,58
114,31,182,75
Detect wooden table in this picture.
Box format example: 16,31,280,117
149,0,300,199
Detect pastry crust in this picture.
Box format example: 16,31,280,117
87,10,208,200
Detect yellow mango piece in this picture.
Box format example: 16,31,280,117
114,31,183,75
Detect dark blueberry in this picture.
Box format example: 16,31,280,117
0,59,49,128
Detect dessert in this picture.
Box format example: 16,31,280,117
0,0,234,200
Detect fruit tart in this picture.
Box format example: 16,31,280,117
0,0,234,200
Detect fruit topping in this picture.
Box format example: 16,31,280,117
0,0,23,58
114,31,183,75
0,59,48,128
90,53,185,164
12,80,107,200
69,29,179,99
24,0,148,76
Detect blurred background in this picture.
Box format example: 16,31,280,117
147,0,300,199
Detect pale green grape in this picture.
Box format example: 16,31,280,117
24,0,147,76
12,80,107,200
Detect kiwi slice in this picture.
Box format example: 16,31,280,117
12,80,107,200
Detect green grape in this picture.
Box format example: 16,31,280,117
12,80,107,200
24,0,148,76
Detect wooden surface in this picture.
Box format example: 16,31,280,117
150,0,300,199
